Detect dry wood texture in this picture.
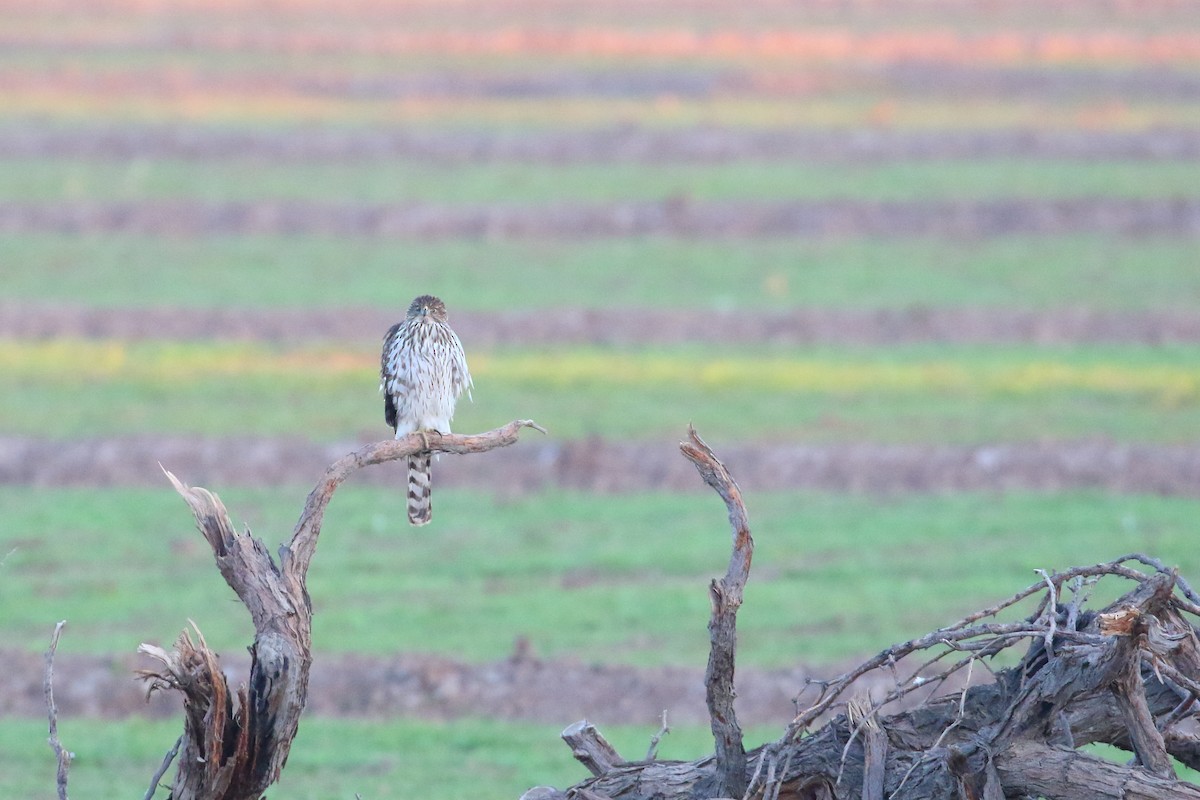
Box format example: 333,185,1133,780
556,561,1200,800
680,425,753,800
43,621,71,800
135,420,542,799
561,720,625,777
547,432,1200,800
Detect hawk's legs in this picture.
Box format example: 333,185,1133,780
418,430,447,451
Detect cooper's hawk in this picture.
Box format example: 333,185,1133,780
381,295,473,525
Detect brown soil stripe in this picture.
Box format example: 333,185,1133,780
0,647,889,726
5,64,1200,101
4,126,1200,163
4,436,1198,496
5,305,1200,345
3,198,1199,238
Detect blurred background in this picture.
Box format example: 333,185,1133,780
2,0,1199,796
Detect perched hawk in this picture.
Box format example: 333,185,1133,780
381,295,473,525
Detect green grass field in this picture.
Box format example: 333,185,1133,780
3,0,1199,795
8,233,1199,311
4,716,786,799
4,486,1195,666
9,157,1200,203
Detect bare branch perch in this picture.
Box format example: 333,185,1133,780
680,425,753,800
142,420,541,799
44,620,71,800
285,419,545,581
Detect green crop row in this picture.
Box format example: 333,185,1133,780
3,718,1195,799
2,716,783,799
8,157,1200,204
4,486,1196,666
6,233,1198,312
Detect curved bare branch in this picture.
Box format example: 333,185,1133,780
145,419,543,800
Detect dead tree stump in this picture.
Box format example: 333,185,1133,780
40,420,1200,800
136,420,543,800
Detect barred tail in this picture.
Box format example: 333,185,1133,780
407,452,433,526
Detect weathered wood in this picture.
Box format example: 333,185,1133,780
143,479,306,800
43,621,71,800
1166,731,1200,773
560,563,1200,800
562,720,624,776
1113,634,1176,779
138,421,542,800
95,414,1200,800
572,757,722,800
859,712,886,800
573,789,620,800
680,425,752,800
530,434,1200,800
519,787,567,800
534,458,1200,800
996,740,1200,800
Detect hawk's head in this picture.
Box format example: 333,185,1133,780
407,295,449,323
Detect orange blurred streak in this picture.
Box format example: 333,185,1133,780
7,85,1194,131
5,27,1200,65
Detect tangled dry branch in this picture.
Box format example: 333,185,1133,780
556,557,1200,800
133,420,543,800
540,433,1200,800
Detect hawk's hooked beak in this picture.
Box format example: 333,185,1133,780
420,306,429,317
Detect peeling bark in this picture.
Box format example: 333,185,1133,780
680,425,752,800
561,721,624,777
137,421,542,800
540,432,1200,800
